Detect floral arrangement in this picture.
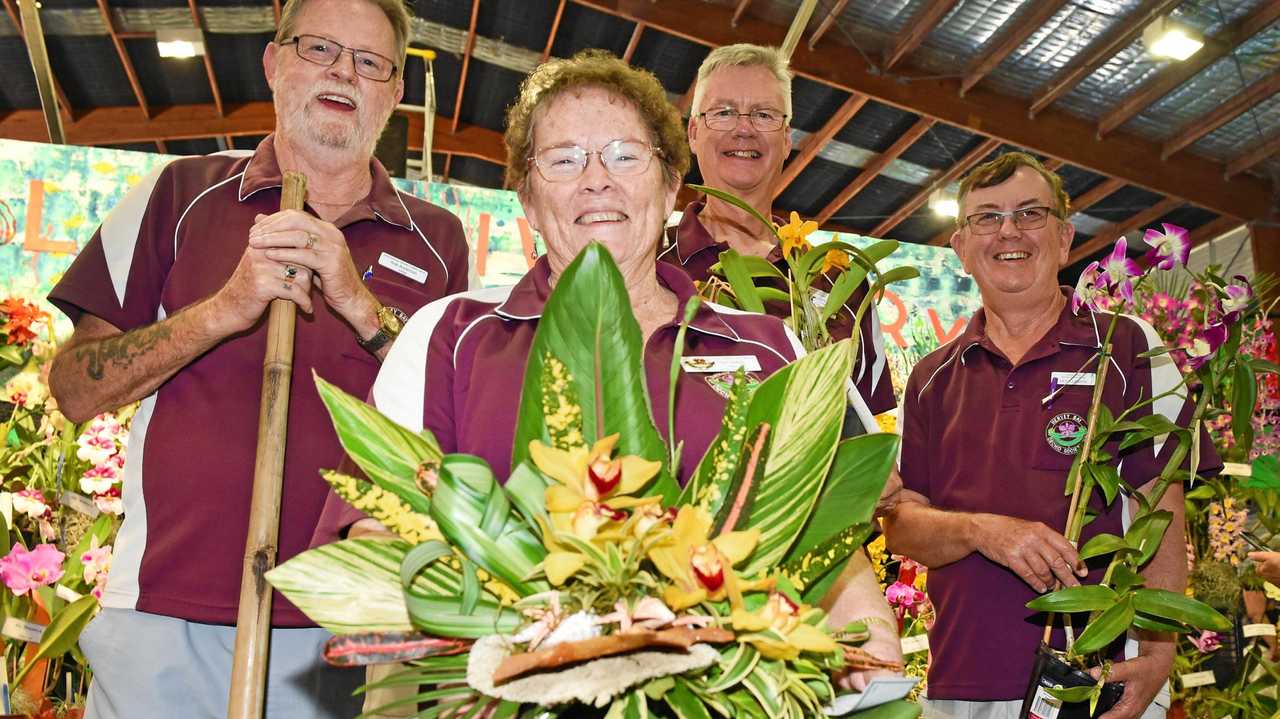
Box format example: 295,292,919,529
686,185,918,354
1020,225,1269,710
267,245,914,718
867,535,931,701
0,296,128,716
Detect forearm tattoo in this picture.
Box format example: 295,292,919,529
75,323,173,380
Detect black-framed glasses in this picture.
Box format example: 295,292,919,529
964,206,1057,235
280,34,397,82
529,139,662,182
698,107,788,132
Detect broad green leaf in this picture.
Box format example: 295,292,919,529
785,433,900,563
504,461,549,536
1026,585,1118,613
1085,463,1120,505
1132,588,1231,631
1242,455,1280,491
704,643,760,693
13,595,97,686
511,243,676,501
787,523,874,604
681,368,754,520
605,691,649,719
868,267,920,295
719,250,767,314
819,260,870,324
1124,510,1173,566
1109,565,1146,594
712,254,787,281
430,455,546,596
1249,358,1280,375
315,374,440,515
1233,361,1258,456
690,184,775,238
1137,345,1171,359
846,699,922,719
1045,686,1097,703
267,538,418,633
741,341,853,574
742,663,785,718
665,679,713,719
1132,613,1188,633
1071,594,1134,655
1077,533,1131,561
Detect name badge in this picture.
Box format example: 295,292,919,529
1051,371,1096,387
377,252,428,284
681,355,761,374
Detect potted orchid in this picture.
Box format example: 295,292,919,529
1018,225,1259,716
267,244,916,718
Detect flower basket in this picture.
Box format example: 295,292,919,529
1020,644,1122,719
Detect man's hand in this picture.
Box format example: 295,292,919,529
833,667,897,693
210,242,315,334
1248,551,1280,584
973,515,1085,593
874,467,904,518
1089,647,1171,719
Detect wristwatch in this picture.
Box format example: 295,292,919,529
356,304,404,354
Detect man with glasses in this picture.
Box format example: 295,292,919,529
883,153,1215,719
46,0,468,715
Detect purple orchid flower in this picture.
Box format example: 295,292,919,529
1187,322,1228,370
1189,630,1221,653
1142,223,1191,270
1218,275,1253,324
1072,261,1106,315
1097,238,1141,303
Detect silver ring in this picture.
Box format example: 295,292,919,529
284,265,298,281
305,233,317,250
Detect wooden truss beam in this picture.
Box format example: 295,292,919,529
1067,196,1182,265
960,0,1069,95
1162,71,1280,160
1187,215,1243,252
570,0,1273,221
815,117,935,225
452,0,481,134
188,0,224,117
96,0,150,119
623,22,644,63
807,0,848,51
883,0,959,70
872,136,998,238
1226,132,1280,180
541,0,566,63
773,93,868,200
731,0,753,28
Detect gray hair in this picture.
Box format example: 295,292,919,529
690,43,792,118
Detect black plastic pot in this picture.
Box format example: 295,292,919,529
1204,612,1246,687
1019,644,1123,719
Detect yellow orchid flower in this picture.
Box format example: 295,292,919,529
540,499,633,586
731,591,838,660
776,211,817,259
820,248,850,275
647,506,767,610
530,434,661,513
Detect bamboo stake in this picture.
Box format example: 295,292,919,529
228,171,307,719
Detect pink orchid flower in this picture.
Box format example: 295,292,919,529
1218,275,1252,324
12,489,50,520
1187,322,1228,370
1097,238,1140,303
885,580,926,615
1189,630,1220,653
1072,261,1107,314
1142,223,1190,270
0,543,65,596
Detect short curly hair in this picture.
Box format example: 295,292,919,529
956,152,1070,228
503,50,690,192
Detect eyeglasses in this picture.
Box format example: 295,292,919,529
964,206,1058,235
280,34,397,82
529,139,662,182
698,107,788,132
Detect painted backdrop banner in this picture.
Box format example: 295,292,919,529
0,138,981,399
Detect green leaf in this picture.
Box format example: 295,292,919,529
1233,360,1258,456
1077,533,1131,561
786,432,899,562
1045,685,1097,703
315,374,440,515
742,663,785,719
60,514,115,587
1243,455,1280,490
511,243,676,501
718,250,766,314
268,538,418,633
1026,585,1118,613
1086,463,1120,505
682,368,755,523
504,461,549,535
705,643,760,693
1109,565,1146,594
1072,594,1134,655
665,679,713,719
690,184,776,239
788,523,875,603
1137,345,1171,359
13,595,98,686
1248,358,1280,375
819,259,870,324
0,345,25,366
1132,588,1231,631
845,700,923,719
1132,612,1188,633
741,340,853,574
725,254,787,282
1124,510,1173,566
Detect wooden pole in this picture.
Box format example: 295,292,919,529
17,0,64,144
227,171,307,719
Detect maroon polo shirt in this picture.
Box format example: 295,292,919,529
314,256,802,540
48,136,469,627
659,200,896,415
897,291,1220,700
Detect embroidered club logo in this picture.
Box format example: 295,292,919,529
705,372,760,399
1045,412,1087,455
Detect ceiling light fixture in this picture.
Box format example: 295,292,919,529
929,190,959,219
1143,17,1204,61
156,28,205,59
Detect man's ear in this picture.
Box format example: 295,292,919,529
687,114,699,148
263,42,278,91
1057,219,1076,267
949,228,970,274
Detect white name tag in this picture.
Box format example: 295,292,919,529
377,252,428,284
60,491,100,518
1221,462,1252,477
1,617,44,644
1243,623,1277,637
1051,371,1096,387
1180,670,1216,688
810,289,830,309
899,633,929,655
680,355,761,374
55,584,84,603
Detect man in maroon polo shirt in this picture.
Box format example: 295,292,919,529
660,43,896,421
883,153,1217,719
46,0,468,715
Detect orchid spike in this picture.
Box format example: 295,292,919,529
1141,223,1190,270
1097,238,1140,303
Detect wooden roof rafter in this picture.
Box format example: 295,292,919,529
872,136,998,237
814,116,935,225
96,0,150,119
623,22,645,63
1161,71,1280,160
1226,132,1280,180
451,0,481,135
540,0,566,63
1097,1,1280,138
883,0,959,71
1067,196,1183,265
4,0,74,121
960,0,1070,95
731,0,753,28
773,93,868,200
807,0,849,51
187,0,224,117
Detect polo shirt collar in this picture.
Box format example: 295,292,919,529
495,254,744,340
673,200,784,266
954,287,1102,365
236,134,413,229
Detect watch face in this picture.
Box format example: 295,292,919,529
387,306,409,324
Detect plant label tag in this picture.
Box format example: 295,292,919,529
824,676,918,715
0,492,11,529
54,584,83,603
378,252,428,284
1180,670,1216,688
1,617,44,644
60,491,100,518
1243,623,1277,638
900,633,929,655
1050,371,1096,387
810,289,829,309
1221,462,1252,477
1027,686,1062,719
680,355,761,374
